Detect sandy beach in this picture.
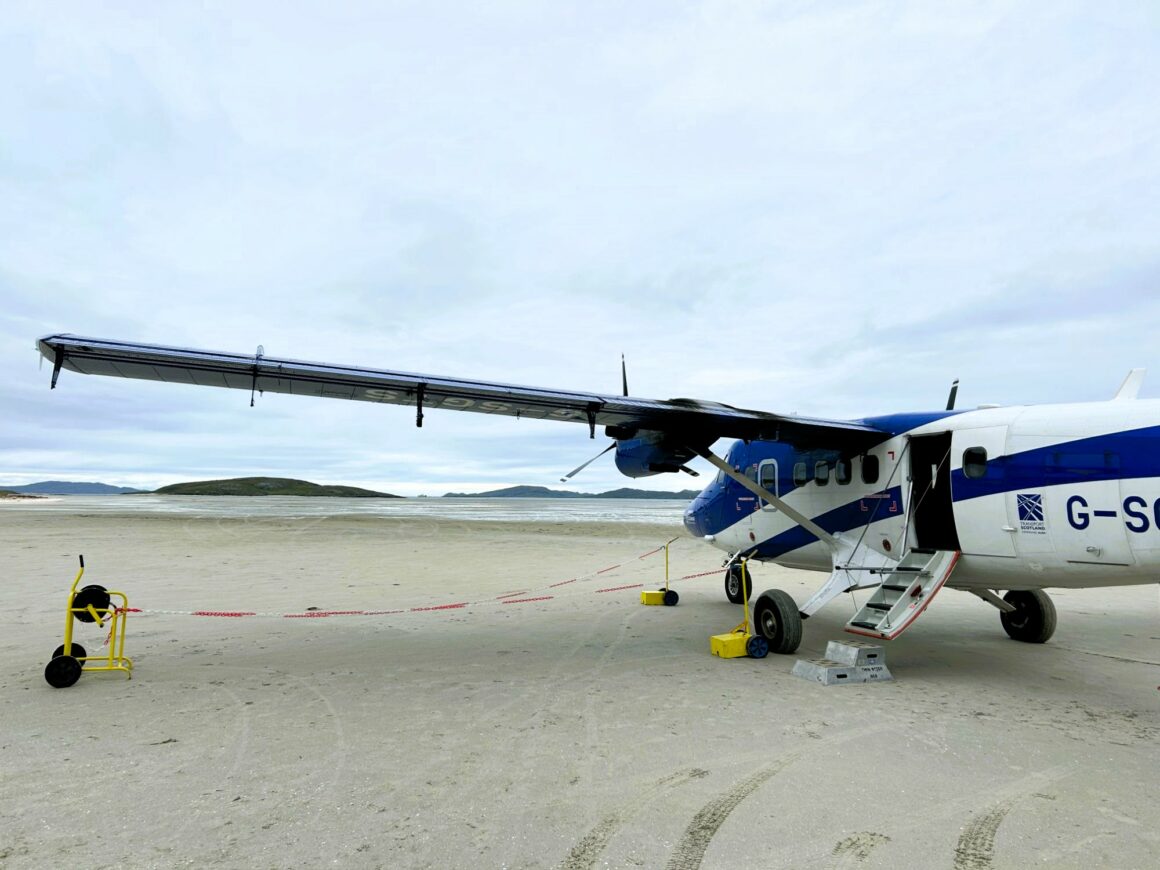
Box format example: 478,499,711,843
1,504,1158,869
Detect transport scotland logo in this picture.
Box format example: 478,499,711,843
1018,493,1043,521
1017,493,1047,533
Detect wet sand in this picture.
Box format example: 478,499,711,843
1,508,1158,869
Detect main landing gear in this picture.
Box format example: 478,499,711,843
998,590,1057,644
752,590,803,655
971,588,1058,643
722,563,803,655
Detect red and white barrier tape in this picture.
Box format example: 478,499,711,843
119,541,726,620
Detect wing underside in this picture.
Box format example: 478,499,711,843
38,334,887,449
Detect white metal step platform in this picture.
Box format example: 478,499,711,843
844,548,960,641
791,640,893,685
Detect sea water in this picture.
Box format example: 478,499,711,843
2,495,688,525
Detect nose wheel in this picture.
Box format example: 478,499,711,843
724,562,751,604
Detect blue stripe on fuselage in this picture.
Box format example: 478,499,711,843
745,485,905,560
951,425,1160,502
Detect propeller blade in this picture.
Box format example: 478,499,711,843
946,379,960,411
560,442,616,482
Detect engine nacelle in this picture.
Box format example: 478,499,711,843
612,432,702,478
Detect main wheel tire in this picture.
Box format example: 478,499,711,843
753,589,803,654
724,563,752,604
1000,590,1057,643
52,643,87,663
45,655,83,688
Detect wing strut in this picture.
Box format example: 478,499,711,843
691,445,838,551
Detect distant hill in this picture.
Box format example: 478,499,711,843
442,485,699,500
599,487,701,500
0,481,143,495
153,477,400,498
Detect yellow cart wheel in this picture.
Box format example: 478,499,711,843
45,655,83,688
52,643,87,663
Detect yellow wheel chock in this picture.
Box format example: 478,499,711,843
640,537,681,606
710,558,768,659
45,555,133,688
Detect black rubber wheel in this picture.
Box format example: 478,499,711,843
1000,590,1057,643
753,589,803,654
746,635,769,659
45,655,83,688
724,563,752,604
663,589,679,607
52,643,87,663
72,585,111,622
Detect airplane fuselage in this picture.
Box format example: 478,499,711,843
683,400,1160,591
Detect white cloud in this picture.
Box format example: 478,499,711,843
3,1,1160,493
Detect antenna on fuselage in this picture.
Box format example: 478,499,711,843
621,353,629,396
946,379,959,411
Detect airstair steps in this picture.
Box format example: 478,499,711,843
844,549,960,641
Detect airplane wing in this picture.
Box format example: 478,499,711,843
37,334,887,450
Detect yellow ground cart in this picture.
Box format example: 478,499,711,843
44,556,132,688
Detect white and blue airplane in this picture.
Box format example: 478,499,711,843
37,334,1160,654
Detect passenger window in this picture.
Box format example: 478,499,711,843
793,462,809,486
814,461,830,486
759,462,777,491
861,455,880,485
757,460,779,509
963,447,987,479
835,460,851,485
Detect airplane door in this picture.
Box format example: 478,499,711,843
757,459,780,512
907,433,961,551
951,426,1017,557
742,459,779,534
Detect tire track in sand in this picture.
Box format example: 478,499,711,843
558,768,710,870
953,802,1011,870
664,754,800,870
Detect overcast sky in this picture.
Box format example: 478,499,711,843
4,1,1160,495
